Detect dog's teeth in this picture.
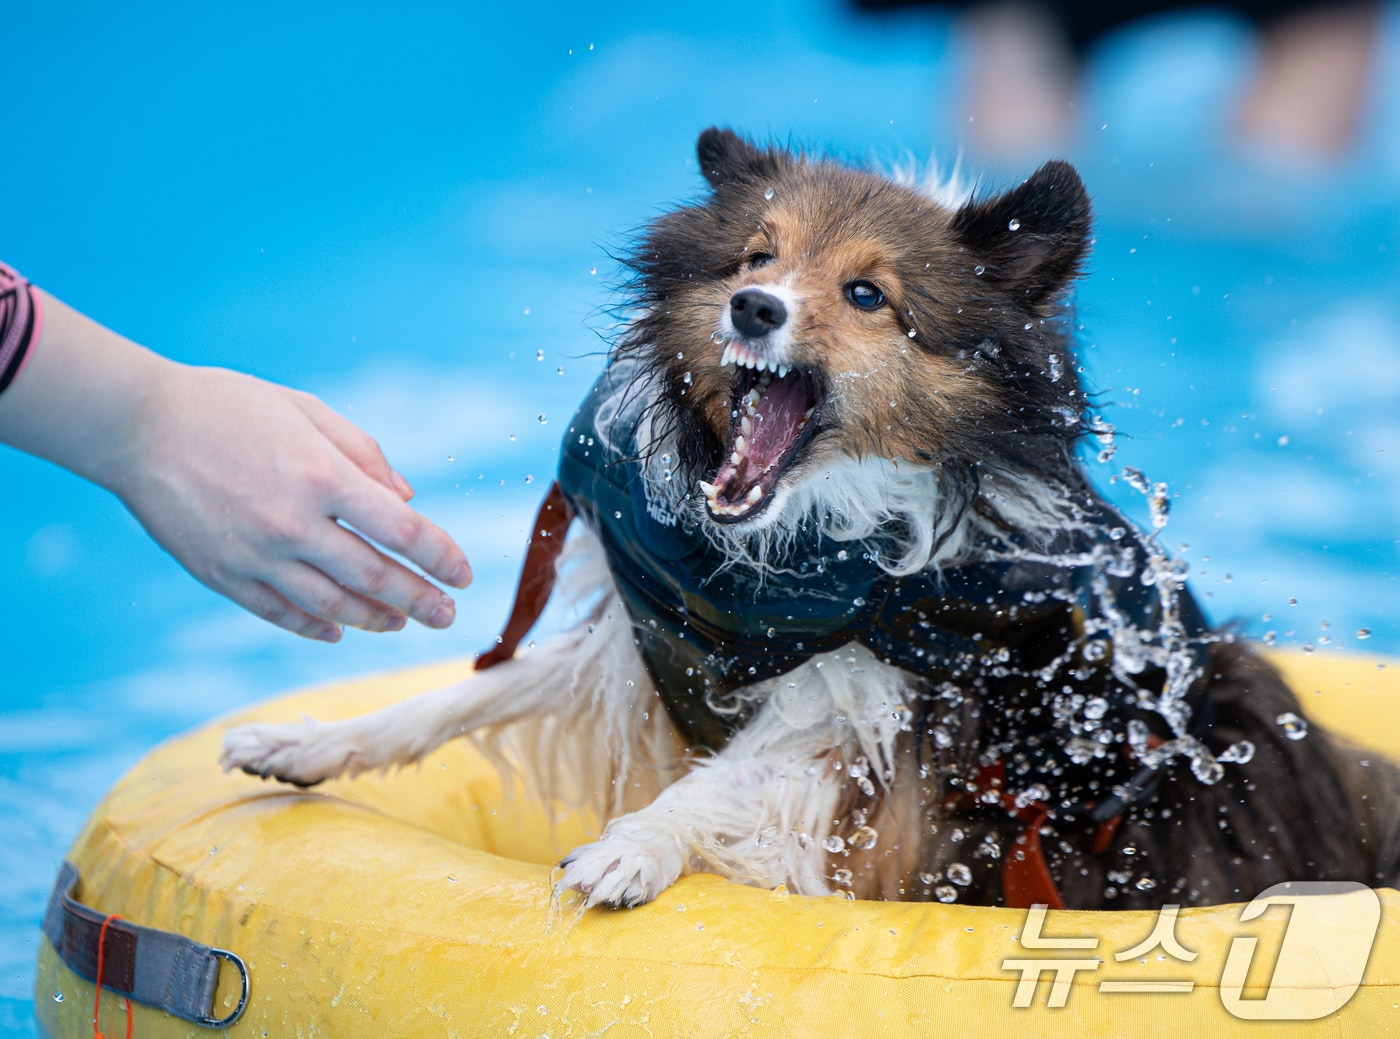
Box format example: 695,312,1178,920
699,480,719,499
746,388,762,407
741,416,753,436
735,434,748,454
745,486,763,504
803,407,814,420
777,364,790,378
720,344,735,366
731,451,742,465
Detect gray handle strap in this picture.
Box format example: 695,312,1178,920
41,862,249,1028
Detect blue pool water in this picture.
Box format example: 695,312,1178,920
3,1,1399,1031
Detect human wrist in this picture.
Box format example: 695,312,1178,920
92,346,182,498
0,290,172,492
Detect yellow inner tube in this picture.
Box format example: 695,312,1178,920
34,650,1400,1037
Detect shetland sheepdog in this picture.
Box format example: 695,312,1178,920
222,128,1400,910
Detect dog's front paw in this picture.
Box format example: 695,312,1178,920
557,834,685,909
220,720,354,788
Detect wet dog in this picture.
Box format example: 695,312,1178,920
223,128,1400,910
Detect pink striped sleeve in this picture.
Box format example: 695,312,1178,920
0,261,42,395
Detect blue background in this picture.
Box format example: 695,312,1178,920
3,1,1399,1031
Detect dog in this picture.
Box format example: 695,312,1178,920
222,128,1400,911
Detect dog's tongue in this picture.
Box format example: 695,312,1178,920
702,370,816,520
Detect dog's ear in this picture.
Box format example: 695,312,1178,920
951,161,1092,305
696,127,781,188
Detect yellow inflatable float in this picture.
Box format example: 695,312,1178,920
34,650,1400,1038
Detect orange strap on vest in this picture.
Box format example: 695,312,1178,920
951,762,1069,910
477,481,576,671
955,732,1166,909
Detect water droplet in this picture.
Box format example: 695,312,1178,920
1276,712,1309,740
764,187,775,201
832,867,854,887
757,824,780,847
852,597,866,607
1013,784,1049,810
849,825,879,850
822,835,846,853
1191,754,1225,785
683,371,693,385
52,991,63,1004
589,266,597,275
557,366,565,376
1357,628,1372,640
935,885,958,903
1135,876,1157,891
1219,740,1255,764
947,862,972,886
538,413,548,424
973,264,986,276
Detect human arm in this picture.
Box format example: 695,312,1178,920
0,288,472,642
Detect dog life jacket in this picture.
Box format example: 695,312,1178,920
490,361,1216,906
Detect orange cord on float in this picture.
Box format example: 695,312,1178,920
92,915,132,1039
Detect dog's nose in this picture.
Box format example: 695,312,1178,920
729,288,787,338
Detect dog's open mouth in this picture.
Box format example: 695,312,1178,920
700,365,822,523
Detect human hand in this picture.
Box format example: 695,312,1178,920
110,363,472,642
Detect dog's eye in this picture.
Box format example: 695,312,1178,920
747,252,776,269
845,280,886,311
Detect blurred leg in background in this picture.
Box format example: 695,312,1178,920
855,0,1382,163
